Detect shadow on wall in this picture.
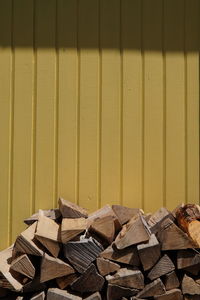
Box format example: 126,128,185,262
0,0,199,52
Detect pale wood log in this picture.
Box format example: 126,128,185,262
182,274,200,295
56,273,78,290
59,198,88,218
154,289,183,300
10,254,35,279
24,209,61,225
136,279,166,298
163,271,179,291
40,253,75,283
71,264,104,294
35,235,60,258
148,254,175,281
47,288,82,300
89,215,115,244
107,284,138,300
115,214,151,249
30,291,45,300
137,234,161,271
147,207,174,234
96,257,120,276
106,268,144,290
84,292,102,300
63,237,103,273
112,205,141,225
61,218,87,243
35,215,60,242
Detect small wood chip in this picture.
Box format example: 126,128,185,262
163,271,179,291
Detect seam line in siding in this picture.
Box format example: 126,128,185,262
120,0,123,206
184,0,188,203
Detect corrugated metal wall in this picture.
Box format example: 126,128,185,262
0,0,199,250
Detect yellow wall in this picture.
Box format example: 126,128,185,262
0,0,199,250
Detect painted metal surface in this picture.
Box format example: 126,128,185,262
0,0,199,249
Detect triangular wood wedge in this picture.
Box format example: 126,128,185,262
89,215,115,244
157,218,197,250
40,253,75,283
10,254,35,279
147,207,174,234
100,244,140,266
14,222,43,256
136,278,165,298
107,284,138,300
112,205,141,225
35,215,60,242
154,289,183,300
147,254,175,281
59,198,88,218
36,235,60,258
115,214,151,249
106,268,144,290
96,257,120,276
61,217,87,243
182,274,200,295
71,264,104,294
163,271,179,291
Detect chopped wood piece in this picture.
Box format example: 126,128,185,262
154,289,183,300
0,247,23,291
10,254,35,279
100,244,140,266
84,292,102,300
30,291,45,300
177,249,200,269
89,215,115,244
147,207,174,234
137,234,161,271
40,253,75,283
136,279,166,298
106,268,144,290
61,218,87,243
36,235,60,258
59,198,88,218
47,288,82,300
115,215,151,249
157,218,197,250
63,237,103,273
35,215,60,242
107,284,138,300
148,254,175,281
24,209,61,225
71,264,104,294
96,257,120,276
112,205,141,225
182,274,200,295
163,271,179,291
56,273,78,290
14,222,43,256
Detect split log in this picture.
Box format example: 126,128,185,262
96,257,120,276
115,214,151,249
176,204,200,248
181,274,200,295
35,215,60,242
40,253,75,283
24,209,61,225
63,237,103,273
136,279,166,298
157,218,197,250
154,289,183,300
84,292,102,300
147,254,175,281
35,236,60,258
107,284,138,300
163,271,179,291
14,222,43,256
10,254,35,279
112,205,141,225
147,207,174,234
47,288,82,300
106,268,144,290
71,264,104,294
183,264,200,276
100,244,140,266
137,234,161,271
177,249,200,269
30,291,45,300
89,215,115,244
56,273,78,290
59,198,88,218
61,218,87,243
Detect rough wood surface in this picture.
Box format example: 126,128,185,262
35,215,60,242
137,234,161,271
56,273,78,290
71,264,104,294
40,253,75,283
30,291,45,300
181,274,200,295
112,205,141,225
24,209,61,225
147,207,174,234
154,289,183,300
84,292,102,300
106,268,144,290
136,279,166,298
10,254,35,279
59,198,88,218
63,237,103,273
107,284,138,300
148,254,175,281
100,244,140,266
61,218,87,243
89,215,115,244
115,215,151,249
96,257,120,276
177,249,200,269
35,235,60,258
163,271,179,291
47,288,82,300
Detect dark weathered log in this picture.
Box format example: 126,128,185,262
137,234,161,271
59,198,88,218
56,273,78,290
61,218,87,243
96,257,120,276
10,254,35,279
112,205,141,225
154,289,183,300
181,274,200,295
147,207,174,234
107,284,138,300
40,253,75,283
136,279,166,298
24,209,61,225
163,271,179,291
71,264,104,294
35,236,60,258
106,268,144,290
147,254,175,281
35,215,60,242
47,288,82,300
63,237,103,273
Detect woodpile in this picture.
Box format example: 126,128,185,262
0,200,200,299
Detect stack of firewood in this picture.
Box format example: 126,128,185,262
0,199,200,300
